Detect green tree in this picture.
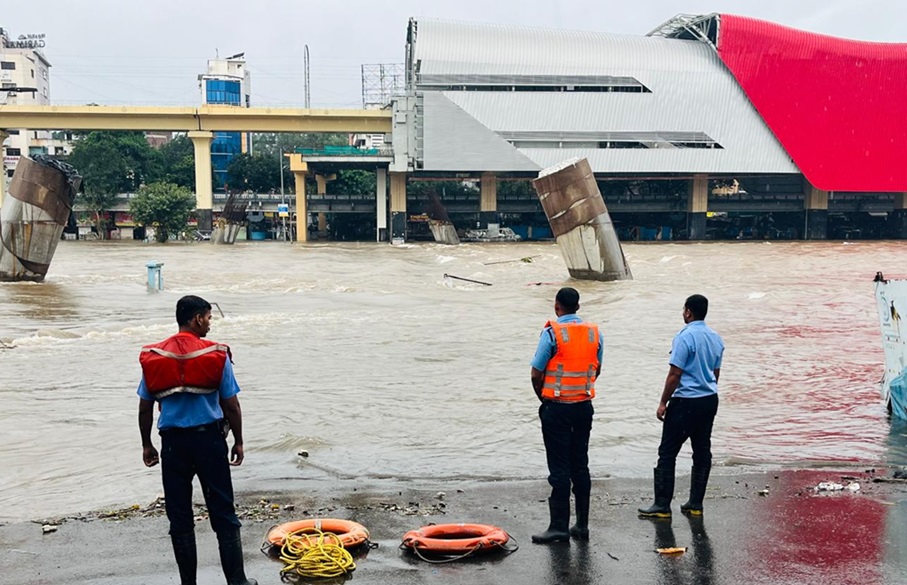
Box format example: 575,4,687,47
129,182,197,243
226,152,288,192
330,170,376,195
69,131,162,238
155,135,195,189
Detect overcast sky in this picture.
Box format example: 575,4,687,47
4,0,904,108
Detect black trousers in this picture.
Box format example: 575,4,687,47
657,394,719,471
160,421,241,535
539,400,594,501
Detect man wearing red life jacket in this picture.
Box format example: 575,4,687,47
137,295,256,585
530,287,603,544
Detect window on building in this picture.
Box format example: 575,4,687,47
1,62,15,70
8,129,19,135
7,148,21,156
31,69,35,78
6,169,14,178
1,82,15,89
41,69,47,79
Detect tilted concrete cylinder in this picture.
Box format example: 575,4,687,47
533,158,632,281
0,156,81,282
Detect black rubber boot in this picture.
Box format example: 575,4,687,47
170,531,197,585
569,493,590,540
681,466,711,516
532,497,571,544
638,467,674,518
216,527,258,585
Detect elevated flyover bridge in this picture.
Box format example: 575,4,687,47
0,104,392,241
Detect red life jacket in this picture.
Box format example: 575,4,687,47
140,332,229,399
541,321,600,402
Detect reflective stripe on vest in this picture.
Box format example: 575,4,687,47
542,321,599,402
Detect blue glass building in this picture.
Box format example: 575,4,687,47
206,79,243,189
200,56,251,191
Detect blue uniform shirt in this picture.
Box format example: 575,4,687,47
137,357,241,430
530,314,604,372
669,320,724,399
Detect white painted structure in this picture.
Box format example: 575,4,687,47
395,18,798,176
0,27,57,188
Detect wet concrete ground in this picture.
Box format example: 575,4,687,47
2,468,906,585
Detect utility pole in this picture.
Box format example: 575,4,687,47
304,45,311,109
279,148,287,242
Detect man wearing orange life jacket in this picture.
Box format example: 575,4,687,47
530,287,603,544
137,295,256,585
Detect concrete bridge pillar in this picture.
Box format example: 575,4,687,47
688,174,708,240
804,180,829,240
0,130,8,209
289,154,308,242
376,167,387,242
315,174,336,234
390,172,407,243
188,131,214,232
480,172,497,227
888,193,907,239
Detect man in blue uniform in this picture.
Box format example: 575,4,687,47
530,287,604,543
639,294,724,518
138,295,256,585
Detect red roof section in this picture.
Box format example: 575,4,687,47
716,14,907,192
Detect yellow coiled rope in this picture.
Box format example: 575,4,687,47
278,528,356,580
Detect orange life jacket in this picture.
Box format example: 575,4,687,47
139,332,230,399
541,321,600,402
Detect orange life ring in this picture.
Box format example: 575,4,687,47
266,518,369,550
401,523,511,554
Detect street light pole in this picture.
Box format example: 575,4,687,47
279,147,287,242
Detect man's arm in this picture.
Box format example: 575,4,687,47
656,365,683,421
531,367,545,402
220,395,245,466
138,398,159,467
529,327,555,402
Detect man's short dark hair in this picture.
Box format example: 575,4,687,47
556,287,580,313
176,295,211,326
685,294,709,320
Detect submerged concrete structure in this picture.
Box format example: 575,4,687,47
0,156,79,281
534,158,631,281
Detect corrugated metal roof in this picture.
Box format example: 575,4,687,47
717,14,907,192
411,19,799,175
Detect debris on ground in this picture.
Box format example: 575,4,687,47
656,547,687,555
815,481,861,492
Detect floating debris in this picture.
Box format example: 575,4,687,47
443,273,492,286
42,524,59,534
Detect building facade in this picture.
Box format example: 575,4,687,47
198,54,251,190
387,14,907,241
0,26,67,186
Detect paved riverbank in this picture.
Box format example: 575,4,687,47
2,468,905,585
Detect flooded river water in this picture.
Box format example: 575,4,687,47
1,240,904,522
